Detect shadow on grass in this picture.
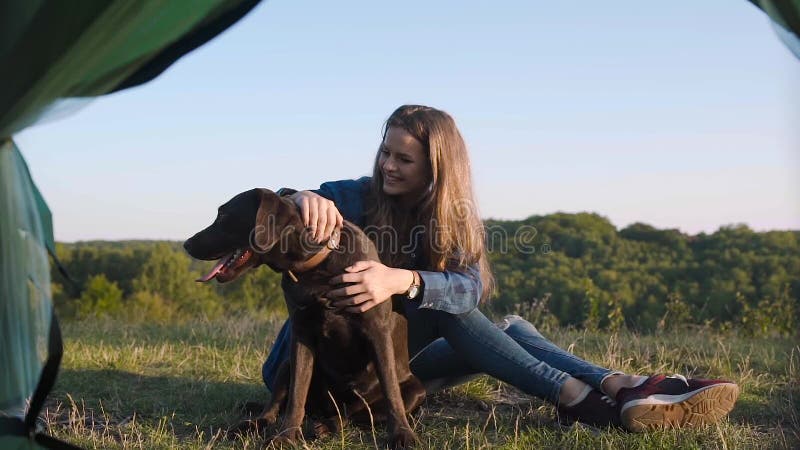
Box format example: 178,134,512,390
49,368,268,438
729,381,800,429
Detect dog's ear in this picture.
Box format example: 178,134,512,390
252,189,304,252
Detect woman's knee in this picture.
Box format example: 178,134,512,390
498,314,545,339
438,310,545,342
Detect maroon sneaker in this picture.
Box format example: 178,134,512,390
616,374,739,432
557,389,623,428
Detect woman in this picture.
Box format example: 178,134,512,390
262,105,739,431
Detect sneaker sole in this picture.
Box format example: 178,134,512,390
621,383,739,432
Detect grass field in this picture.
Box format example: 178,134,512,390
44,315,799,449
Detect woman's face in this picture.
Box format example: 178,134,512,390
379,126,431,205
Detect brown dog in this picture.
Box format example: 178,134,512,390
183,188,425,448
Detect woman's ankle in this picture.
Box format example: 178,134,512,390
601,374,647,398
558,377,590,405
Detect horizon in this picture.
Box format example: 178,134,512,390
14,1,799,242
53,211,797,245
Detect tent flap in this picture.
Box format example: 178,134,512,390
0,139,53,416
0,0,262,137
748,0,800,58
0,2,262,448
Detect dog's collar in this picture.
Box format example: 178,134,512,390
286,228,341,282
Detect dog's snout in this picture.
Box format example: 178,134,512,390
183,237,197,256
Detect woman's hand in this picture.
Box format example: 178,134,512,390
289,191,343,243
327,261,414,313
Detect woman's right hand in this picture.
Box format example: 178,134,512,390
289,191,343,243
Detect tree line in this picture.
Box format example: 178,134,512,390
50,213,799,335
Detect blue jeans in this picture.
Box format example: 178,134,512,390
262,303,615,404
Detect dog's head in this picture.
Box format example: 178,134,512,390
183,188,306,283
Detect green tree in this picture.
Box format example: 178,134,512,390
132,243,221,317
76,274,123,318
216,267,285,312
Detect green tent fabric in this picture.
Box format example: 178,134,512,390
1,0,261,137
0,139,54,450
0,1,260,448
748,0,800,58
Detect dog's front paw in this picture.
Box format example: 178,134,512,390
269,426,304,447
312,420,332,439
389,427,418,449
313,416,346,439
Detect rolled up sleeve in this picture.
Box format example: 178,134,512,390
416,263,482,314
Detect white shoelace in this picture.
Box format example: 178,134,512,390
667,374,689,385
600,395,617,407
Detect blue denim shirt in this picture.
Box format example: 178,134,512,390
310,177,482,315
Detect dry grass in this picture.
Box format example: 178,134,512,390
43,317,799,449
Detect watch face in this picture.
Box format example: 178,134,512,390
407,285,420,299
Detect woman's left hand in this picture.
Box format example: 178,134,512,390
327,260,413,313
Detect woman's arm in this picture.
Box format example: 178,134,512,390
327,261,482,315
326,261,415,313
278,177,371,242
416,264,482,314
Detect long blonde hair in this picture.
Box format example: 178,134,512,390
366,105,495,301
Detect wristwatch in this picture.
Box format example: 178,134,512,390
405,270,421,299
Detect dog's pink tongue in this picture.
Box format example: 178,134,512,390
196,254,231,282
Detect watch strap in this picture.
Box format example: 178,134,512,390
406,270,421,299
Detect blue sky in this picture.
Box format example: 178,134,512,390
14,0,799,242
